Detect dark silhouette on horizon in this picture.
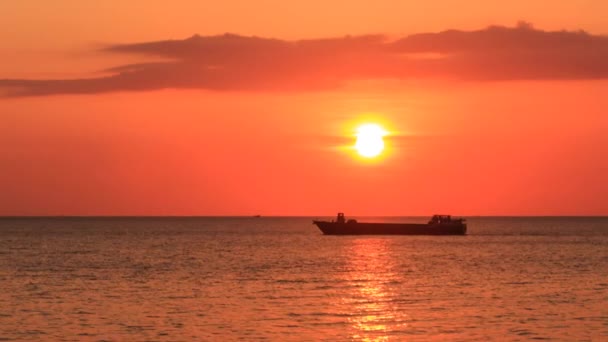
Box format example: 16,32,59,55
313,213,467,235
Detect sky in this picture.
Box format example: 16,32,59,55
1,1,607,216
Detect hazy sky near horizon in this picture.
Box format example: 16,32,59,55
1,1,607,215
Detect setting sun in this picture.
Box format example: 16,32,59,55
355,123,386,158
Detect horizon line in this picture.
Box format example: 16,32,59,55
1,215,607,219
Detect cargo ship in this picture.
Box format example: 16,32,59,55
313,213,467,235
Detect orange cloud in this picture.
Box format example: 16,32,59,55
2,23,608,97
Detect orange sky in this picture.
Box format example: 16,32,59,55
1,1,607,215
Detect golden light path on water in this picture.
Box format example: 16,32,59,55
341,238,410,341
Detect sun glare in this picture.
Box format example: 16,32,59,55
355,124,386,158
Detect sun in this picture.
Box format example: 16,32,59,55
355,123,386,158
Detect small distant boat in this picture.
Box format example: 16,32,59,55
253,215,262,218
313,213,467,235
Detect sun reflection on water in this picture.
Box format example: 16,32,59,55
342,238,410,341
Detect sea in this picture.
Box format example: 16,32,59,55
0,217,607,341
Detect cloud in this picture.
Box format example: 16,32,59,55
2,23,608,97
390,21,608,80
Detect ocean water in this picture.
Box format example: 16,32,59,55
0,217,607,341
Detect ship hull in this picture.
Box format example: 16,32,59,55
313,221,467,235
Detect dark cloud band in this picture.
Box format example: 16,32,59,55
2,23,607,97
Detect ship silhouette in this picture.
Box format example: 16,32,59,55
313,213,467,235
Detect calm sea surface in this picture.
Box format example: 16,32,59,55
0,217,607,341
